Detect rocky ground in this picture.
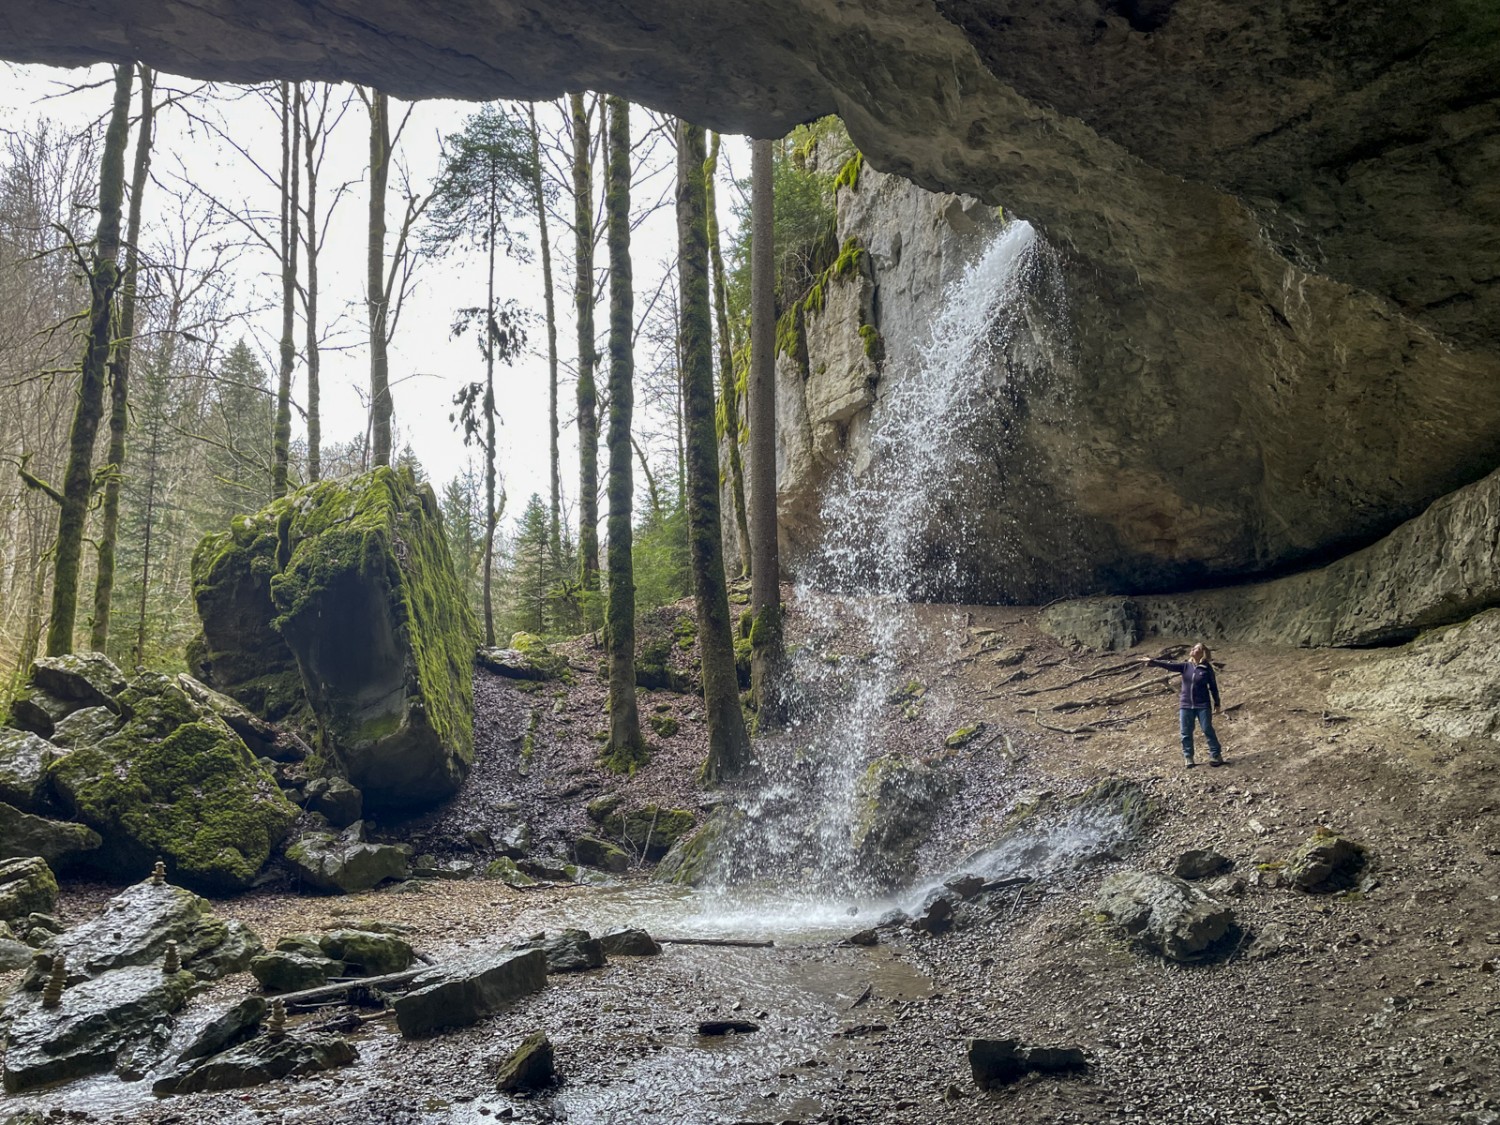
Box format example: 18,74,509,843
5,597,1499,1124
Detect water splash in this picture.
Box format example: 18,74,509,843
700,219,1071,906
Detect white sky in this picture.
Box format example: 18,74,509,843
0,61,751,533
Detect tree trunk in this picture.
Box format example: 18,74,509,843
528,103,563,561
90,63,154,654
43,64,132,657
302,86,323,482
571,92,601,596
748,137,785,725
678,121,751,782
705,133,751,578
482,185,499,647
367,90,392,468
602,94,644,768
272,81,300,498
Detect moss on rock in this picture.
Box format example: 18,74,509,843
48,673,296,893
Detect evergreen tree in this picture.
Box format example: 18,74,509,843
509,493,554,636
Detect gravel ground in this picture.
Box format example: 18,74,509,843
9,600,1500,1124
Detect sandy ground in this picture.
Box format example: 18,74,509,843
7,600,1499,1124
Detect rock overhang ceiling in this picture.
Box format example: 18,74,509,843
4,1,1498,597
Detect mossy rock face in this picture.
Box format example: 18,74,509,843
193,468,478,810
597,805,696,859
0,730,64,813
654,806,743,887
316,928,414,974
47,673,298,894
0,857,58,923
849,755,962,891
572,835,630,873
944,723,985,748
484,857,536,886
648,714,679,738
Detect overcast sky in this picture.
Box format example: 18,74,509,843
0,61,750,532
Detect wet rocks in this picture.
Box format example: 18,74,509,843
496,1030,555,1092
910,892,957,935
7,653,126,740
1095,869,1235,961
699,1019,760,1035
48,705,120,750
154,1032,357,1094
598,928,662,957
176,996,267,1065
516,928,606,973
0,802,101,869
29,878,250,984
284,820,409,893
393,947,548,1038
485,857,537,886
1286,830,1366,893
655,805,744,886
1174,848,1233,881
849,754,961,890
250,948,343,993
587,801,696,859
3,964,198,1092
944,723,986,748
0,856,57,923
943,873,987,899
319,927,415,974
303,776,363,828
967,1037,1089,1088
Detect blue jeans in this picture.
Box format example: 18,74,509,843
1180,707,1221,759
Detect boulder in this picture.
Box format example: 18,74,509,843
496,1030,555,1092
0,937,34,970
304,776,362,828
2,965,197,1092
176,674,309,762
910,892,956,935
29,653,127,708
598,928,662,957
27,878,247,984
284,821,410,893
48,705,121,750
485,857,537,886
0,729,62,812
572,835,630,873
47,672,298,892
249,949,344,993
1038,598,1143,652
1095,870,1235,962
5,687,72,740
0,802,101,869
154,1032,357,1095
849,754,961,891
517,929,605,974
176,996,267,1065
1286,831,1366,893
654,805,744,887
943,873,987,899
699,1019,759,1036
968,1038,1090,1088
1173,849,1233,881
393,947,547,1038
477,633,566,680
317,928,414,974
0,856,57,923
193,468,477,810
589,803,697,859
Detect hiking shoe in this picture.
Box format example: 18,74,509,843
1184,757,1196,770
1208,754,1225,767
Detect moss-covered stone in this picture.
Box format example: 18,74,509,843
192,468,478,809
596,805,696,859
945,723,986,748
47,673,297,893
484,857,536,886
572,835,630,872
849,755,961,891
48,706,120,750
654,806,743,886
0,856,58,923
648,714,679,738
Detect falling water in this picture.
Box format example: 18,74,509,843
691,218,1079,917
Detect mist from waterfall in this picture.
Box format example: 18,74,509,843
697,218,1075,914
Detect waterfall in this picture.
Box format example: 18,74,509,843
701,219,1070,911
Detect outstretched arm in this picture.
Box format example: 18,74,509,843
1142,658,1186,673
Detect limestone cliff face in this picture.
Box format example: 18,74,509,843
778,158,1500,602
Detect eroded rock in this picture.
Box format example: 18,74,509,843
284,821,409,893
496,1030,555,1092
0,802,100,869
1095,870,1234,962
849,754,960,891
154,1032,357,1094
0,729,62,812
393,947,547,1038
0,856,57,923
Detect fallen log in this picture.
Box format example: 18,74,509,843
260,968,427,1011
657,937,775,949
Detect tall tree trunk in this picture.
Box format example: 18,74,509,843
481,184,499,647
367,90,393,468
748,137,786,724
90,63,154,654
527,103,563,560
302,87,322,482
678,121,751,782
43,64,132,657
705,133,751,578
602,94,645,768
272,81,301,498
571,92,601,596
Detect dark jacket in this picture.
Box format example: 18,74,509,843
1148,658,1221,710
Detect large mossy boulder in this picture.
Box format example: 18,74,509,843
191,468,476,809
849,754,961,891
47,672,297,893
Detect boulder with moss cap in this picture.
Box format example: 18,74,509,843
46,672,298,893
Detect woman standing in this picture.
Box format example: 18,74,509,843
1142,644,1224,768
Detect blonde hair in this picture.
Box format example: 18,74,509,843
1189,643,1212,665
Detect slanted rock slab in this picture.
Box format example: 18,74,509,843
3,965,197,1092
572,834,630,873
1174,849,1233,881
516,929,606,973
0,803,100,869
0,856,57,924
0,729,63,813
154,1032,356,1095
176,996,267,1065
394,947,547,1038
598,928,662,957
496,1030,555,1092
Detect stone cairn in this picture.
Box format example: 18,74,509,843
150,859,167,886
41,954,66,1009
163,940,180,974
267,998,287,1040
